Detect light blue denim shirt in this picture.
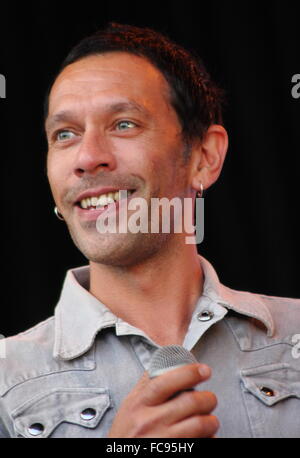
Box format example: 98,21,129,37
1,255,300,438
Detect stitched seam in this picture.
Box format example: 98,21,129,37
224,319,292,351
11,387,109,416
12,317,54,337
0,367,94,397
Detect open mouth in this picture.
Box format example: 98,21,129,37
75,189,136,211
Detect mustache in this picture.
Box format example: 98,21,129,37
62,173,142,204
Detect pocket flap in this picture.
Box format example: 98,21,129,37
12,387,111,437
240,363,300,406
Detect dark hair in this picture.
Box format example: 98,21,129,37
43,22,224,145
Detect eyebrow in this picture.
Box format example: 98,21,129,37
45,101,150,133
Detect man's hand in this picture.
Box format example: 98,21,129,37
108,363,219,438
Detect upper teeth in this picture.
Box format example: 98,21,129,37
80,190,133,209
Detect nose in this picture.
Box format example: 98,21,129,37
74,129,117,177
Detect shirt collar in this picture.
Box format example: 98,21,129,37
199,255,274,337
53,255,275,360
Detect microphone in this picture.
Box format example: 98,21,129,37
148,345,198,378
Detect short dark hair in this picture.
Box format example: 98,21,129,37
43,22,224,145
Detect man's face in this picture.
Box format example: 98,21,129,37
46,52,193,266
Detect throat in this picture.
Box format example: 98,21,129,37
115,306,192,347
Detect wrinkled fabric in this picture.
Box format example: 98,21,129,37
0,255,300,438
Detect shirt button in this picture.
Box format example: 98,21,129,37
260,386,275,397
28,423,44,436
80,408,97,420
197,310,214,322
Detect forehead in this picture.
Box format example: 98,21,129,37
47,52,173,123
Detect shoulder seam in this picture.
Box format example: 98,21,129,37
222,284,300,303
8,316,54,338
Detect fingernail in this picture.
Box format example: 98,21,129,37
198,364,211,378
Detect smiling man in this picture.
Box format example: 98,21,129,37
1,23,300,439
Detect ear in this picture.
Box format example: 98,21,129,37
190,124,228,194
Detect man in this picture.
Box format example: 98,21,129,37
1,22,299,438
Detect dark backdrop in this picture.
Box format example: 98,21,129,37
0,0,299,337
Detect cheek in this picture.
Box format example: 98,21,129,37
47,154,68,201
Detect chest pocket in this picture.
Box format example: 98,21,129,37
240,363,300,437
11,387,111,438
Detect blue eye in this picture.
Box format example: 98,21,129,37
56,130,75,141
116,120,136,131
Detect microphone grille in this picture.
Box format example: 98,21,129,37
148,345,198,378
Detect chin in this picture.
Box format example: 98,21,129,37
71,231,169,267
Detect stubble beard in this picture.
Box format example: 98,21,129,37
65,215,172,268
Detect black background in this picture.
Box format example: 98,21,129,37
0,0,299,337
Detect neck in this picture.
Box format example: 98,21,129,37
89,236,203,346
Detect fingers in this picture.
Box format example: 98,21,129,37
143,363,211,406
169,414,219,438
160,390,217,424
108,363,218,438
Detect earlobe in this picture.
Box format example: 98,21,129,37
196,181,204,198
